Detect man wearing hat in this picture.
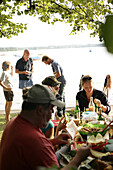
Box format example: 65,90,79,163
0,84,91,170
42,76,65,120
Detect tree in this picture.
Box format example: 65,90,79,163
0,0,113,42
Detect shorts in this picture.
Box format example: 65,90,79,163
4,91,14,101
19,79,33,89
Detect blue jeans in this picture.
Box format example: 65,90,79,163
19,79,33,89
57,83,65,116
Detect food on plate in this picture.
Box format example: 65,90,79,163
87,133,106,150
87,133,105,145
90,149,110,158
80,126,104,133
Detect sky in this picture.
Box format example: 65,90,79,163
0,15,102,47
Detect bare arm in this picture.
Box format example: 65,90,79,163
95,99,107,112
15,69,29,75
11,65,13,76
44,127,54,139
0,81,11,91
55,116,68,137
61,144,91,170
49,133,71,146
54,71,61,78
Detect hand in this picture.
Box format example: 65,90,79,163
62,144,92,169
74,144,92,166
54,133,72,145
57,116,68,131
24,71,29,75
94,98,101,107
6,87,12,91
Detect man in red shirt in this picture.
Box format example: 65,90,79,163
0,84,91,170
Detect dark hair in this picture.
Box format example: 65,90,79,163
22,101,49,111
42,56,50,62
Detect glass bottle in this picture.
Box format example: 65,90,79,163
98,108,104,120
74,100,80,119
88,97,95,111
95,103,98,113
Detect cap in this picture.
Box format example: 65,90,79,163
23,84,64,109
42,76,61,87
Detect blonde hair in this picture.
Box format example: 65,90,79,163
81,75,92,87
2,61,11,71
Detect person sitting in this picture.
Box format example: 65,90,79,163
23,86,55,139
41,119,54,139
76,75,111,114
0,84,91,170
42,76,61,120
42,76,69,138
42,76,60,96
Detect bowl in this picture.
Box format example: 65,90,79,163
79,123,109,137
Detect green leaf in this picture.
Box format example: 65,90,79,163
103,15,113,53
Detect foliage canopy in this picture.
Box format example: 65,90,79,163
0,0,113,42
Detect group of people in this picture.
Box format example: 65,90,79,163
0,49,66,122
0,84,91,170
0,49,112,169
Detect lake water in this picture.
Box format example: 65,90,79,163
0,46,113,111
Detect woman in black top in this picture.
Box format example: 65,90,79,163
76,75,111,114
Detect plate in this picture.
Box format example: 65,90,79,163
79,123,108,137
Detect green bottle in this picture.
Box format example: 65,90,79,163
98,108,104,121
95,103,98,113
75,100,80,119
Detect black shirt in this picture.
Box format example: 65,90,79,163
15,57,33,80
76,89,111,114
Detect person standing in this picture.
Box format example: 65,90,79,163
42,56,66,116
0,61,14,123
103,74,112,98
15,49,33,89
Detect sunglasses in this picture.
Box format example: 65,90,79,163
82,77,92,81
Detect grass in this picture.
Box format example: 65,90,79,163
0,113,18,140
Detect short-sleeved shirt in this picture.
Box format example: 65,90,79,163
41,120,54,134
0,71,13,91
76,89,111,114
0,115,59,170
51,60,66,85
15,57,33,80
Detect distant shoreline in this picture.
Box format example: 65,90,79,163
0,43,104,52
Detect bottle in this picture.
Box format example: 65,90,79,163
88,97,95,111
95,103,98,113
98,108,104,121
74,100,80,119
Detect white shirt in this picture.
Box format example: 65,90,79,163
0,71,13,91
